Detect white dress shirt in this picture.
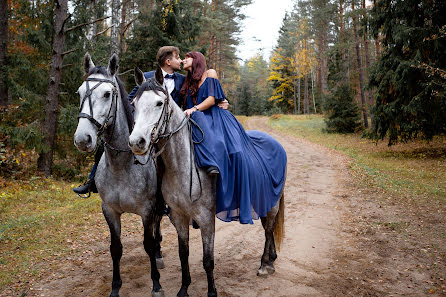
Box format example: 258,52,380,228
161,68,175,95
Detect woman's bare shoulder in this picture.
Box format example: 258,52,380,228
207,69,218,78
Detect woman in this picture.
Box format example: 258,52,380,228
180,51,287,224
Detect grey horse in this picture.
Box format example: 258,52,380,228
73,54,165,297
128,69,285,297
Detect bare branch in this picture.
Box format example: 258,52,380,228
93,25,113,38
62,63,74,69
65,16,111,33
62,48,77,56
122,17,137,34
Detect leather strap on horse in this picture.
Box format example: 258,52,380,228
78,76,131,154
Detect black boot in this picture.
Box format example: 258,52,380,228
73,178,97,197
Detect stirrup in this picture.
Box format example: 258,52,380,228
78,191,91,199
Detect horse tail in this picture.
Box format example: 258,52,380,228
273,190,285,251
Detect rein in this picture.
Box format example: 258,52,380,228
144,86,204,201
78,76,131,154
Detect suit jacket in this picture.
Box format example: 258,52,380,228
127,71,185,107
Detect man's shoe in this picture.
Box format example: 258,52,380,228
73,178,97,196
206,166,219,176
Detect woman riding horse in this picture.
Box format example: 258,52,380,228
181,51,287,224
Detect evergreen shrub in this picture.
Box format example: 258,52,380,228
323,83,362,133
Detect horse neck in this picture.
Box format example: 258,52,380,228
158,101,193,175
103,79,132,164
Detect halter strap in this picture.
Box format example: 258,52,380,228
78,76,131,154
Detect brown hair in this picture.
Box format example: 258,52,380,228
154,46,180,84
180,51,207,106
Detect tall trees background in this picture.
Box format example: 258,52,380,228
0,0,444,176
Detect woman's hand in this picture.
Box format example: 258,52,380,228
218,99,229,110
184,107,197,117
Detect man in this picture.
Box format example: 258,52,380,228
73,46,228,195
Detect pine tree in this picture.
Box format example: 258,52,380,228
369,0,446,144
324,82,361,133
123,0,202,81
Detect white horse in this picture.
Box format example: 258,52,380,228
128,69,285,297
74,54,165,297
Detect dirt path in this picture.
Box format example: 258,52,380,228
18,116,439,297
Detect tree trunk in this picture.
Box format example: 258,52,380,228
86,0,96,41
320,29,328,104
317,35,323,95
119,0,127,55
297,76,301,114
304,74,309,114
373,0,380,60
37,0,68,175
208,0,216,69
339,0,347,68
110,0,120,54
362,0,375,127
293,81,297,114
0,0,8,106
352,0,368,128
311,68,316,113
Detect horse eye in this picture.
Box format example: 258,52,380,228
104,91,111,98
156,101,163,107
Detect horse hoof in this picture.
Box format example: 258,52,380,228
266,265,275,274
152,288,165,297
156,257,165,269
257,267,268,277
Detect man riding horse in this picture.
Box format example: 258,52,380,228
73,46,228,195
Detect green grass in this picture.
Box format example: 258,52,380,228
268,114,446,203
0,178,107,291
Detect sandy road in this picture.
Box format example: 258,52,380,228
31,116,351,297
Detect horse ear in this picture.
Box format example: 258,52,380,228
134,67,145,86
84,52,95,75
108,53,119,76
155,67,164,86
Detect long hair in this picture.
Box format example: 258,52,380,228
180,51,207,106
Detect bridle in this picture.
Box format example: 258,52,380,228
147,86,190,160
78,76,130,153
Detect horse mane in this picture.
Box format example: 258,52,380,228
87,66,134,133
133,78,167,103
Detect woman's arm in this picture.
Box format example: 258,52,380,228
207,69,229,110
184,69,219,116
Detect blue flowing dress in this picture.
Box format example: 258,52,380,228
187,77,287,224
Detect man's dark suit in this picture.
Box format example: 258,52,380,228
128,71,185,107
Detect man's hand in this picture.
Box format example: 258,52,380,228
218,99,229,110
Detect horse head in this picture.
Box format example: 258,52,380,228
74,53,119,152
129,67,170,155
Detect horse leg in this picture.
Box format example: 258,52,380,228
269,235,277,267
169,210,191,297
258,208,278,277
195,212,217,297
258,217,271,277
142,215,164,297
102,204,123,297
154,166,165,269
154,215,165,269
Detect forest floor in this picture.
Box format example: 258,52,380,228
1,116,445,297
